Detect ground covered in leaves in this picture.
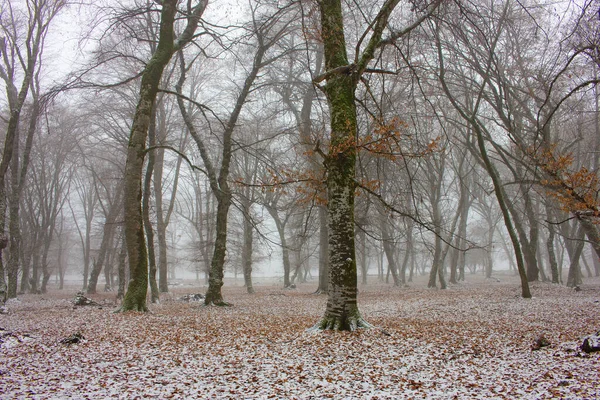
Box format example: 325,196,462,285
1,273,599,399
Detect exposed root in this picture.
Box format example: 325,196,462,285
114,304,148,313
309,315,373,332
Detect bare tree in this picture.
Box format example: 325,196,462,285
0,0,66,301
176,2,295,305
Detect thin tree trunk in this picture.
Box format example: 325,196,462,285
316,205,329,293
241,197,254,294
437,29,531,297
143,120,159,303
545,204,560,283
88,184,123,294
359,228,368,285
566,223,585,287
381,217,400,286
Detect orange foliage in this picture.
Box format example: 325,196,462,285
357,116,440,159
241,116,439,206
531,144,600,218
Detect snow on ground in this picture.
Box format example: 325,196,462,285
1,274,599,399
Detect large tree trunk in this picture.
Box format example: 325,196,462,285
313,0,436,328
122,1,178,312
120,0,207,312
313,0,367,331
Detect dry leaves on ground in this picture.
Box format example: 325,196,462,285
1,274,599,399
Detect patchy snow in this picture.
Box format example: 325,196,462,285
1,275,599,399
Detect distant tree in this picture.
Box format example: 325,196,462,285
0,0,66,301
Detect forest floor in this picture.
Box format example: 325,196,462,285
1,272,599,399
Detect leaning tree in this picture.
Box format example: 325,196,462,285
120,0,208,312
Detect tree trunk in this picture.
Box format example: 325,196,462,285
241,197,254,294
121,1,178,312
358,228,368,285
203,193,230,305
117,232,127,300
566,223,585,287
88,184,123,294
0,237,7,303
268,210,292,288
154,133,183,293
143,125,159,303
381,216,400,286
313,0,367,331
120,0,207,312
316,205,329,294
545,204,560,283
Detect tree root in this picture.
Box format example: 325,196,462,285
309,315,373,332
114,304,148,313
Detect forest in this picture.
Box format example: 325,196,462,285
1,0,600,397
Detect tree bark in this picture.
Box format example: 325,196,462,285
241,196,255,294
566,223,586,287
120,0,207,312
313,0,366,331
316,205,329,293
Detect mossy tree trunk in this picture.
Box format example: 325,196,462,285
312,0,364,331
120,0,207,312
313,0,440,330
143,106,159,303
